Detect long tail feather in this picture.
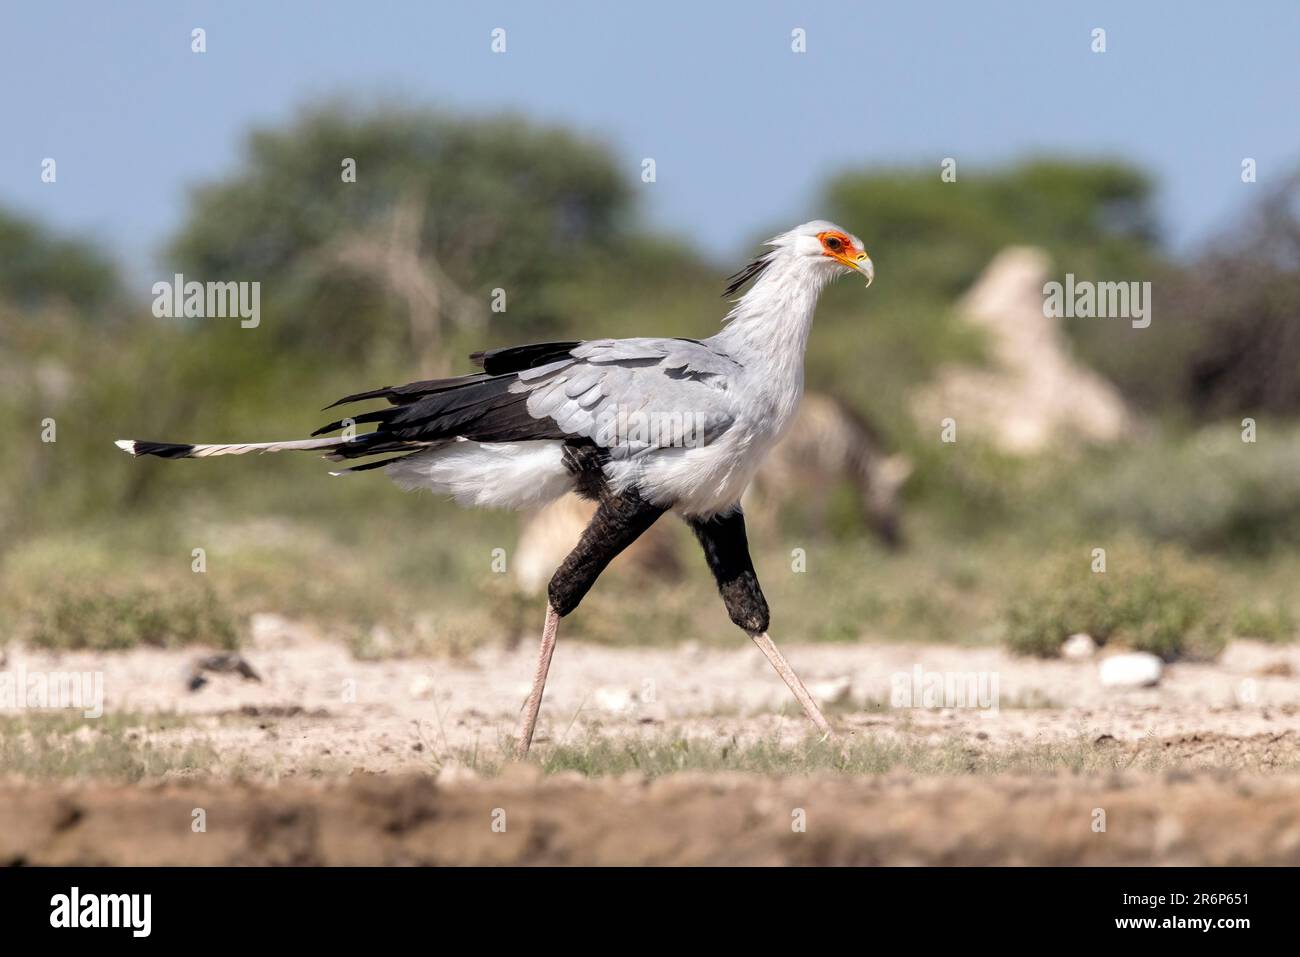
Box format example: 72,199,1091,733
114,437,347,459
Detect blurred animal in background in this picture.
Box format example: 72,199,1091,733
511,491,685,595
746,392,912,547
511,391,911,597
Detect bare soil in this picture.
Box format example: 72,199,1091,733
5,771,1300,865
4,619,1300,864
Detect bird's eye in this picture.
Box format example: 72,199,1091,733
826,237,842,251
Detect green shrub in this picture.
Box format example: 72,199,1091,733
1002,545,1227,661
1230,602,1296,643
24,582,239,651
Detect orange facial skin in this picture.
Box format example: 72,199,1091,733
817,230,868,268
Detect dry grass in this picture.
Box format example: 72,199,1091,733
0,712,214,782
442,728,1300,779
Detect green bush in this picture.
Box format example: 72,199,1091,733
1230,602,1296,643
1002,545,1227,661
24,582,239,651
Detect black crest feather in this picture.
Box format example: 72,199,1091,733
722,254,773,298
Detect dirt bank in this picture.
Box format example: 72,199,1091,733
4,770,1299,866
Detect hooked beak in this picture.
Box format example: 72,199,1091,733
855,252,874,288
834,249,873,287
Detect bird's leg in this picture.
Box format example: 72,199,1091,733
748,631,832,736
689,509,832,736
513,602,560,760
512,488,666,759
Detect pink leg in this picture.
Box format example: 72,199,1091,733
751,632,833,735
513,603,560,759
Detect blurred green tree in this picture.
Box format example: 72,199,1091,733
0,206,121,316
167,103,640,374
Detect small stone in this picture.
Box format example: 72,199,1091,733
367,625,398,656
250,612,291,645
1099,652,1163,688
1062,633,1098,660
808,676,853,706
435,763,480,786
593,686,635,713
408,675,436,700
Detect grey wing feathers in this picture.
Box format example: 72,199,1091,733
517,338,738,456
319,337,738,462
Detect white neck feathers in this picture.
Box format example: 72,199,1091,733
714,250,835,369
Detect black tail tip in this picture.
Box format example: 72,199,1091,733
115,439,196,459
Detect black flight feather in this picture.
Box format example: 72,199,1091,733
470,340,580,375
316,341,583,462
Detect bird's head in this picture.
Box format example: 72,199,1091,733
724,220,873,297
783,220,874,287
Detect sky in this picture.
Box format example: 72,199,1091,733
2,0,1297,283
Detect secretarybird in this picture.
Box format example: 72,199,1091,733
116,220,874,758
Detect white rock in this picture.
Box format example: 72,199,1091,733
1062,633,1098,660
367,624,398,656
592,686,635,713
249,612,317,650
435,763,480,786
808,676,853,706
408,675,437,700
679,640,706,661
1099,652,1163,688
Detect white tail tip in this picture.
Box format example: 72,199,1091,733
114,440,138,456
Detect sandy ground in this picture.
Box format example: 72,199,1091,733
4,618,1300,863
6,771,1300,865
6,614,1300,769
